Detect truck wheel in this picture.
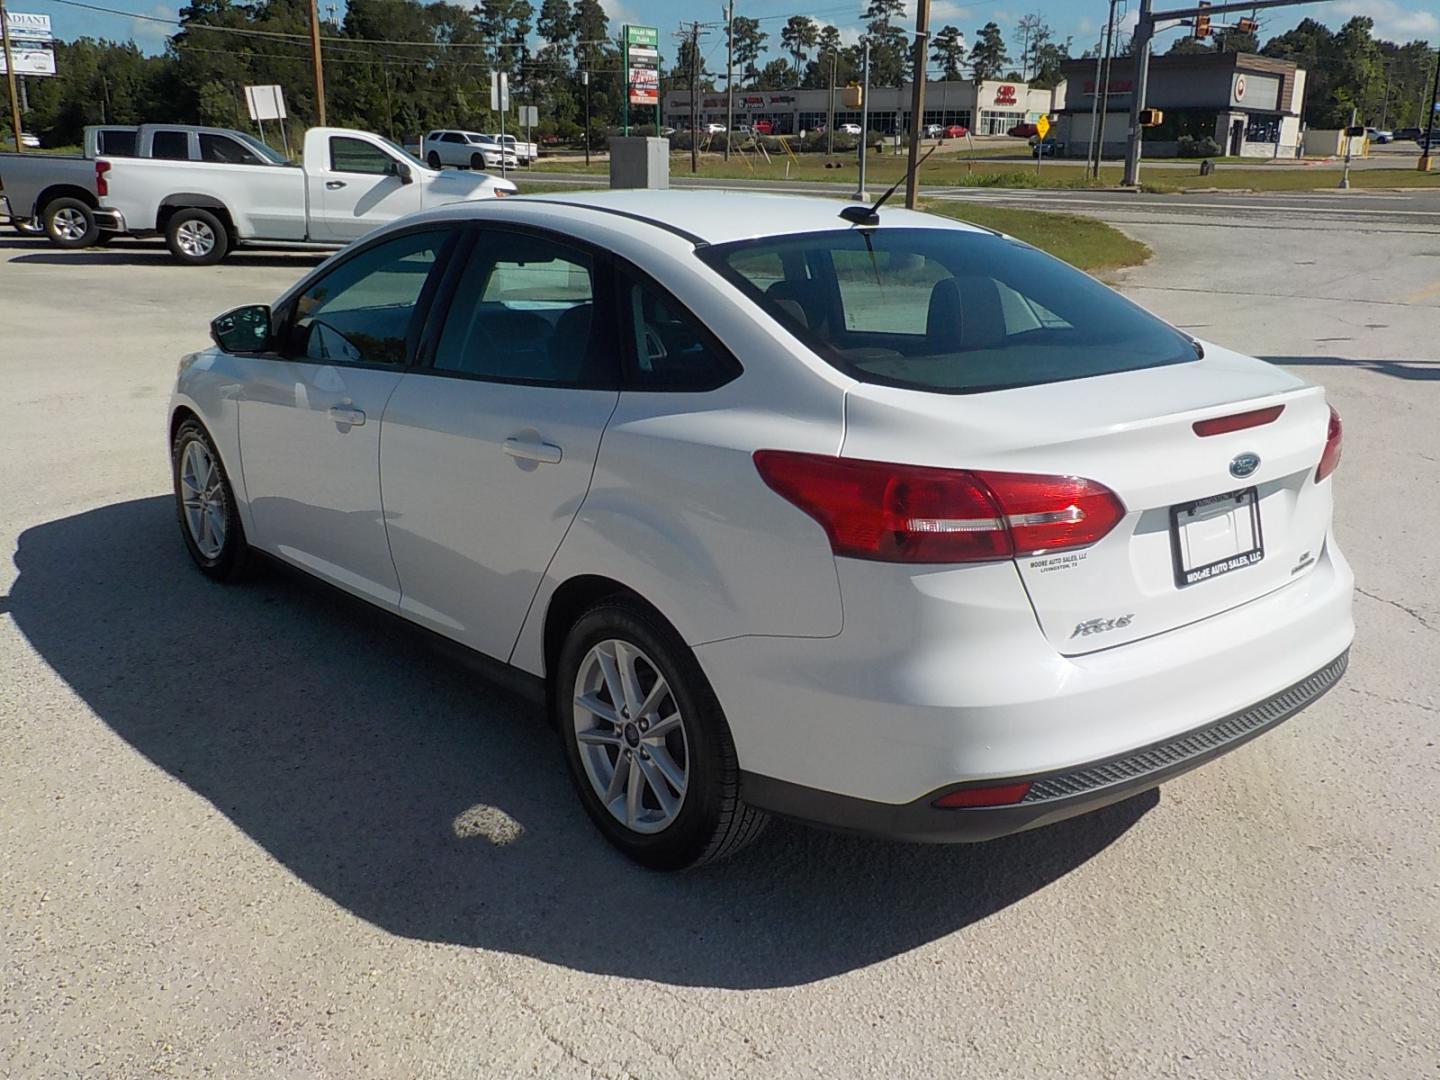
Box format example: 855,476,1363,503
166,208,229,266
43,197,99,248
427,151,442,169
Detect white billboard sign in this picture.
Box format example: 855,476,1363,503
6,12,52,42
244,84,287,122
0,44,56,77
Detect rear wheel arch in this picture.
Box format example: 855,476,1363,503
158,195,235,234
35,184,97,215
542,575,681,686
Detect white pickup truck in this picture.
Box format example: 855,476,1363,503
97,126,517,265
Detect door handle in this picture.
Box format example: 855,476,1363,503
326,180,347,190
329,405,366,426
503,436,562,464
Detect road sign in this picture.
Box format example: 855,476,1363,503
624,25,659,107
1035,114,1051,139
518,105,538,127
244,84,286,122
490,71,509,113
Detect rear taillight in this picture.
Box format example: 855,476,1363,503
95,159,111,197
933,781,1032,808
1315,405,1343,482
752,451,1125,564
1192,404,1284,437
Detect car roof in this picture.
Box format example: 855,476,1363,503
482,190,991,247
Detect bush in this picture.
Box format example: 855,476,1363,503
1177,135,1222,158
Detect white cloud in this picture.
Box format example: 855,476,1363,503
930,2,975,23
1332,0,1440,40
130,4,175,46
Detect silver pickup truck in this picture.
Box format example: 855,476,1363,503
0,125,281,247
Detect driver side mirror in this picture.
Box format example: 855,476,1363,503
389,159,414,184
210,304,273,353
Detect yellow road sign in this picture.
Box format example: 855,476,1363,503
1035,115,1051,139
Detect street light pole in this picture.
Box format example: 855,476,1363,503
854,38,870,200
582,70,591,168
1121,0,1154,187
827,50,836,156
724,0,734,161
1422,45,1440,172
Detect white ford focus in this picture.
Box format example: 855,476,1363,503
170,191,1353,869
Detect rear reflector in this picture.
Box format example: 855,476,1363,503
933,782,1033,808
1315,405,1343,482
753,451,1125,564
1192,404,1284,437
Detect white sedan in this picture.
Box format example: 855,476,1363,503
171,191,1353,869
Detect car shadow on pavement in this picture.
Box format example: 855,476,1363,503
1263,355,1440,382
7,497,1155,990
0,237,325,269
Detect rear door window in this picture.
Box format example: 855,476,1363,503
150,130,190,160
703,227,1197,394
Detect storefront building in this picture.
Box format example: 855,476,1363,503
1054,52,1307,158
663,79,1058,137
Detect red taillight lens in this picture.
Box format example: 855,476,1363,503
1315,405,1343,482
95,159,110,197
1192,404,1284,437
934,781,1033,808
752,451,1125,564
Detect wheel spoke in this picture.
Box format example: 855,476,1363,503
603,752,629,804
624,755,643,827
595,647,626,712
644,712,682,740
574,690,619,725
614,640,644,713
576,726,621,747
634,673,670,720
636,755,679,819
644,745,686,796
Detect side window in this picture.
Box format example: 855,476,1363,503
329,136,394,175
622,274,742,391
199,133,264,165
97,129,136,156
150,130,190,160
434,231,608,386
287,230,448,365
443,132,464,144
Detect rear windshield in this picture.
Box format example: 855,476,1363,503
700,226,1198,394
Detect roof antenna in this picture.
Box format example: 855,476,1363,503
839,144,938,226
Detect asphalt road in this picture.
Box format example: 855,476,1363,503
1,194,1437,1079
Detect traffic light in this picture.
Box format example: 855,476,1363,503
1236,17,1258,34
1194,1,1211,38
843,83,863,108
1138,108,1165,127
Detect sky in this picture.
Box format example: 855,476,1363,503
17,0,1440,61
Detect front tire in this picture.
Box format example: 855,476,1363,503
427,151,442,169
172,418,249,581
555,599,767,870
165,208,229,266
470,152,486,170
43,197,98,248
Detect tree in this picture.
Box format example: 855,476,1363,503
801,24,852,89
1029,37,1071,89
536,0,572,47
1015,13,1052,80
862,0,908,86
970,21,1010,81
780,16,819,82
729,16,768,86
1167,36,1214,55
755,58,794,90
930,25,966,80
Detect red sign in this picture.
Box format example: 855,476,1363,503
995,84,1018,105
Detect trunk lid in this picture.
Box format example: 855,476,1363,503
841,345,1336,655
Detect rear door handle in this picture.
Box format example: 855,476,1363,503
329,405,366,426
325,180,347,190
503,436,562,464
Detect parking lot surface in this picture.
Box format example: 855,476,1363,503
1,215,1436,1078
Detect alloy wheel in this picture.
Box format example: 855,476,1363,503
176,220,216,259
179,439,227,559
52,207,88,241
572,639,689,834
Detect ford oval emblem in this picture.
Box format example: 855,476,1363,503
1230,452,1261,479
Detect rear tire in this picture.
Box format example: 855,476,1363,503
165,208,229,266
555,598,768,870
43,197,98,248
427,151,442,169
171,418,250,582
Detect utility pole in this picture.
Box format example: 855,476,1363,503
827,50,837,156
308,0,327,126
904,0,931,208
854,38,870,201
1121,0,1154,186
679,22,702,173
1,0,25,153
1089,0,1119,179
582,69,591,168
724,0,734,161
1422,44,1440,172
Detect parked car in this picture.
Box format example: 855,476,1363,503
175,190,1352,869
839,123,863,135
944,124,969,139
1008,123,1038,138
489,133,538,164
1393,127,1422,141
753,120,773,135
0,123,282,247
17,132,40,148
422,130,518,170
705,123,727,134
924,123,943,138
1365,127,1392,144
1032,136,1065,157
97,126,516,265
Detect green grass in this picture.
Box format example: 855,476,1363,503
1139,166,1440,192
922,201,1151,273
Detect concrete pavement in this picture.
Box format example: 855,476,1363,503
0,198,1436,1079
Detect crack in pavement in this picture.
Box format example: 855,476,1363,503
1355,587,1436,632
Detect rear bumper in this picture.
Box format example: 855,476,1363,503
93,208,126,233
742,649,1349,842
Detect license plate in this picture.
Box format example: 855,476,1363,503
1170,487,1263,588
